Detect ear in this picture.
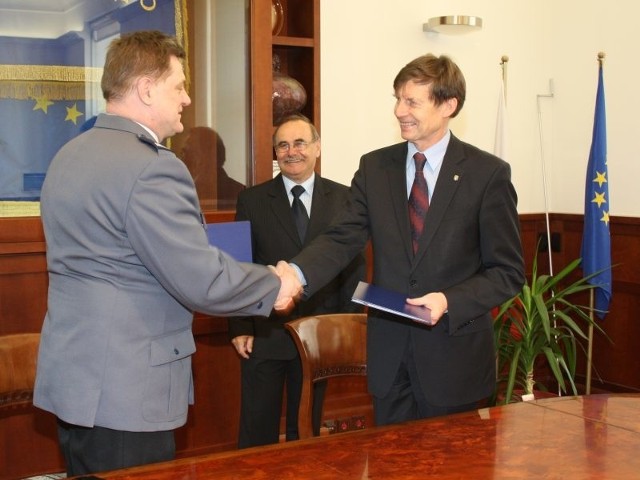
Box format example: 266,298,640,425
136,76,154,106
441,97,458,118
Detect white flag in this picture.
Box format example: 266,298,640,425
493,76,508,161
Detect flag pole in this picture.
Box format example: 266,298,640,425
536,75,555,276
585,51,606,395
586,291,594,394
500,55,509,102
535,57,558,393
494,55,509,162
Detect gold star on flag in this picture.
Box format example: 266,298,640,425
593,171,607,187
65,103,84,125
592,191,606,208
601,211,610,226
33,96,54,114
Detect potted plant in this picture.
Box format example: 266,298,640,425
493,252,608,405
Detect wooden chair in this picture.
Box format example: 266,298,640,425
285,313,369,439
0,333,40,411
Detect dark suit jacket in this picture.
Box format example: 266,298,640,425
228,173,366,360
292,135,525,406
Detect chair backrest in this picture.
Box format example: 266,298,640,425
0,333,40,411
285,313,367,439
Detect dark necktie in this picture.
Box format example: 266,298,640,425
291,185,309,242
408,152,429,254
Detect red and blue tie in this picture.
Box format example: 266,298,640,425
408,152,429,254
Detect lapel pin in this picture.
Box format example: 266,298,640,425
453,174,460,181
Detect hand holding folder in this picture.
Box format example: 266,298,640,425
351,281,433,325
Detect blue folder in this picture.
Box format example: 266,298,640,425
206,220,253,263
351,281,432,325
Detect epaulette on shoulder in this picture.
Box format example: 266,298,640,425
137,134,170,151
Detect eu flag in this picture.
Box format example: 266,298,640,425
0,0,180,201
580,61,611,319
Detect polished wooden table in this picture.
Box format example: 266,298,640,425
91,394,640,479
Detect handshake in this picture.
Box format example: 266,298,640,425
270,261,303,312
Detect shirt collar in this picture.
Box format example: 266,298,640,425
135,122,160,144
282,173,316,197
407,130,451,170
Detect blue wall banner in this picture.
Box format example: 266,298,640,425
0,0,186,204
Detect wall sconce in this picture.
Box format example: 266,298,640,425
423,15,483,34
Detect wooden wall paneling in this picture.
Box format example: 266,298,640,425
521,214,640,393
0,408,62,479
0,218,63,478
601,216,640,390
561,215,640,392
175,316,242,457
587,289,640,391
0,217,48,335
517,213,547,273
0,262,48,335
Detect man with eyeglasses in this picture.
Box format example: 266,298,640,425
229,114,366,447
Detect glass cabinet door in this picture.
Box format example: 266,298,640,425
173,0,250,212
0,0,251,215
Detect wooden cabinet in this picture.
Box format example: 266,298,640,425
250,0,320,184
248,0,377,438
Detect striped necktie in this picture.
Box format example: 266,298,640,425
408,152,429,254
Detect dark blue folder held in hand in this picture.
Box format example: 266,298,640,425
206,221,253,262
351,281,432,325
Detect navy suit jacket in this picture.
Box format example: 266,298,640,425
292,135,525,406
229,173,366,360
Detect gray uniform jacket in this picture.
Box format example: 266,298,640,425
34,114,279,431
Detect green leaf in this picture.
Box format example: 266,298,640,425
493,249,612,405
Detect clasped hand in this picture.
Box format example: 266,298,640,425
269,261,303,312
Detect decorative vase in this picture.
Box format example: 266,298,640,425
271,0,284,36
272,54,307,123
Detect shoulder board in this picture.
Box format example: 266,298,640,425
137,134,171,151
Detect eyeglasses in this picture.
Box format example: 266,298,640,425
274,140,314,153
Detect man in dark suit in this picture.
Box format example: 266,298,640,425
286,54,525,426
229,114,366,447
34,31,300,477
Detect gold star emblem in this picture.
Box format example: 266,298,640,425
33,96,54,114
592,191,606,208
601,211,610,226
593,171,607,188
65,103,84,125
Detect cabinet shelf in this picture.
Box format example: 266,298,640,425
272,36,315,48
251,0,320,184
